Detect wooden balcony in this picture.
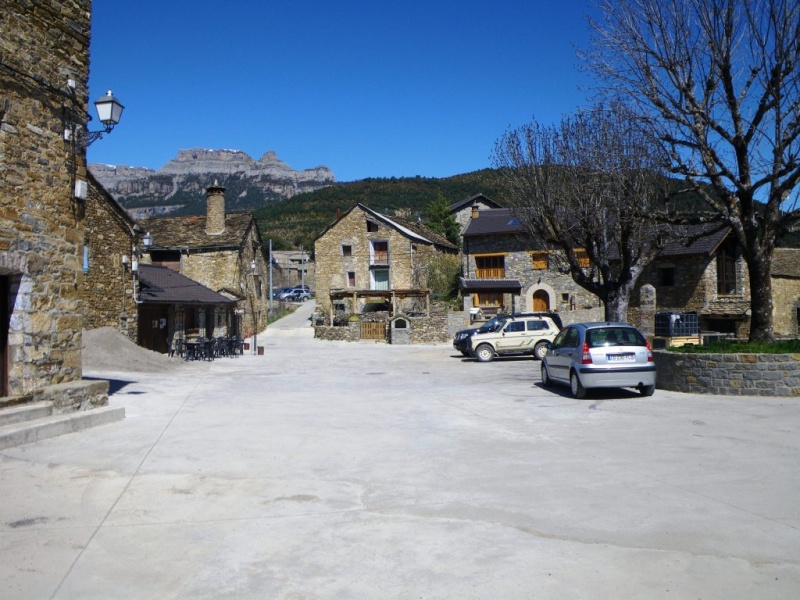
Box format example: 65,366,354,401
475,268,505,279
370,251,390,266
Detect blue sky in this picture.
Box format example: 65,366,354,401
87,1,597,182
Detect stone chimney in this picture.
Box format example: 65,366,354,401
205,180,226,235
471,203,480,219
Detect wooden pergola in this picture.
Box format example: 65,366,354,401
327,288,431,321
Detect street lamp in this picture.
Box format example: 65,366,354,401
63,83,125,147
93,90,125,133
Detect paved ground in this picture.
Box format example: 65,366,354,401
1,302,799,599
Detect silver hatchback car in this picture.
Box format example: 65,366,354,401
541,322,656,398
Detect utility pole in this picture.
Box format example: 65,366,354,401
268,239,273,315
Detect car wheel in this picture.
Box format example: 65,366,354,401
541,363,552,387
474,344,494,363
302,297,308,302
640,384,655,397
570,371,587,399
533,341,548,361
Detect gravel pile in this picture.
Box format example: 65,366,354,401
82,327,186,373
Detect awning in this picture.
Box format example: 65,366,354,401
138,264,234,305
459,278,523,293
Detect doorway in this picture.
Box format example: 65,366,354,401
1,276,8,396
533,289,550,311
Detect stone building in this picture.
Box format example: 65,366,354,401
136,264,234,354
314,203,458,323
82,173,139,341
271,250,312,291
448,193,503,235
461,207,604,323
0,0,103,400
771,248,800,336
139,183,270,343
631,225,800,338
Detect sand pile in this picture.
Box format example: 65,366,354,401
82,327,186,373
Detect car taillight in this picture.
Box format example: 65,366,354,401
581,341,593,364
646,339,654,362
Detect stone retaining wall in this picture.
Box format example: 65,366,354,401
654,351,800,397
314,324,360,342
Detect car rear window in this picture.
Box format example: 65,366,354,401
587,327,646,348
527,320,550,331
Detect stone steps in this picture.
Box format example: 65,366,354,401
0,402,125,451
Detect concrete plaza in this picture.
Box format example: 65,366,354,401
1,303,798,599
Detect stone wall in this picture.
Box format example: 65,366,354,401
773,274,800,337
1,0,92,395
314,324,360,342
654,351,800,397
82,177,138,341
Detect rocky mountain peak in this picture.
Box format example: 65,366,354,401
89,148,335,220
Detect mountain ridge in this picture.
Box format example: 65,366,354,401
89,148,335,219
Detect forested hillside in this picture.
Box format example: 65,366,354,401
254,169,508,250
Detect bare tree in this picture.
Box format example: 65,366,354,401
494,103,671,321
587,0,800,341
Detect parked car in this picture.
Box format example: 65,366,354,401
453,312,562,356
278,286,312,301
468,314,561,362
272,287,293,300
287,289,311,302
540,322,656,398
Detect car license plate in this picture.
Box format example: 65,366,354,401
607,353,635,362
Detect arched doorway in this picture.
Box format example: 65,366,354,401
532,289,550,311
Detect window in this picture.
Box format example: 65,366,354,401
505,321,525,333
527,320,550,331
342,245,352,257
82,245,89,273
475,292,503,307
475,255,505,278
531,251,548,270
717,243,737,295
574,249,590,268
367,220,379,232
347,271,355,287
658,266,675,287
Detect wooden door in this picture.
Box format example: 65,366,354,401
533,289,550,311
138,304,170,353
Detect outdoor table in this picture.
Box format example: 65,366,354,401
184,339,203,360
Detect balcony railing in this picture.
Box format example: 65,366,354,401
475,268,505,279
371,251,390,266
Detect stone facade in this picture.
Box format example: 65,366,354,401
0,1,97,396
82,175,139,341
630,242,800,339
771,248,800,337
463,233,604,325
314,204,457,317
